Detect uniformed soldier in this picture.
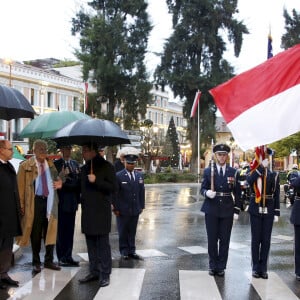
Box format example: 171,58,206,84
113,154,145,260
235,161,251,211
247,148,280,279
200,143,241,277
289,176,300,280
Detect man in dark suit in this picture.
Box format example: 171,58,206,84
113,154,145,260
0,140,22,289
54,145,80,267
78,143,117,288
200,143,240,277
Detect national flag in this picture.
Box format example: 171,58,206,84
84,82,88,110
250,145,267,203
209,44,300,151
267,33,273,59
190,90,201,118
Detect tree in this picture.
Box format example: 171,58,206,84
271,8,300,158
163,116,181,168
71,0,152,128
281,8,300,49
154,0,248,171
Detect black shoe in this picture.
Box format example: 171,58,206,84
99,277,110,287
128,253,142,260
209,269,216,276
32,265,41,274
79,274,99,284
261,272,268,279
121,255,129,260
1,276,19,287
0,280,7,289
216,270,225,277
252,271,260,278
67,258,79,266
44,262,61,271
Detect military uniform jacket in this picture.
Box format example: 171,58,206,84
113,169,145,216
290,176,300,225
0,161,22,238
200,164,240,218
247,165,280,217
54,158,80,213
80,154,117,235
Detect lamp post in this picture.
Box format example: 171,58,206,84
4,58,13,140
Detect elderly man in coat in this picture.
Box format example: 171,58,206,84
16,140,62,274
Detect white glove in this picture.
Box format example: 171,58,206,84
234,213,239,220
206,190,216,199
262,158,269,168
274,215,279,223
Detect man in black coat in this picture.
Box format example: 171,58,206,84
200,143,240,277
0,140,22,289
54,145,81,267
78,143,117,288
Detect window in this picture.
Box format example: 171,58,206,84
47,92,54,108
59,94,67,111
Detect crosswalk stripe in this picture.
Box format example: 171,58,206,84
93,268,145,300
8,267,80,300
179,270,222,300
246,271,299,300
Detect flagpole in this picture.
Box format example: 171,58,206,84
197,96,200,184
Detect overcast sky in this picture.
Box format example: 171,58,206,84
0,0,299,76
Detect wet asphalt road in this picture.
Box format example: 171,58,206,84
2,183,300,300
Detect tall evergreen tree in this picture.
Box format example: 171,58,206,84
163,116,181,167
154,0,248,171
281,8,300,49
71,0,152,128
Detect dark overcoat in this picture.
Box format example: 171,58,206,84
80,154,117,235
0,161,22,238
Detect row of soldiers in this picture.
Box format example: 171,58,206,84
200,143,300,281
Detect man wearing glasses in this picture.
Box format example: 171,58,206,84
200,143,240,277
0,140,22,289
16,139,62,275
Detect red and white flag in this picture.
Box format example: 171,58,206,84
209,44,300,150
190,90,201,118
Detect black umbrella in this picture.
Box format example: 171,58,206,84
53,118,130,146
0,85,35,120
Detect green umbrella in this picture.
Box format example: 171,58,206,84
13,146,25,160
20,111,91,139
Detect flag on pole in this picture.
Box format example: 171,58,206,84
190,90,201,118
209,44,300,151
267,33,273,59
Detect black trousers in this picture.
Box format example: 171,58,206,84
0,237,13,276
116,215,139,256
250,214,273,273
294,225,300,275
30,196,54,266
85,234,112,279
205,213,233,271
56,209,76,261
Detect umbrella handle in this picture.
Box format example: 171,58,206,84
90,159,93,175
